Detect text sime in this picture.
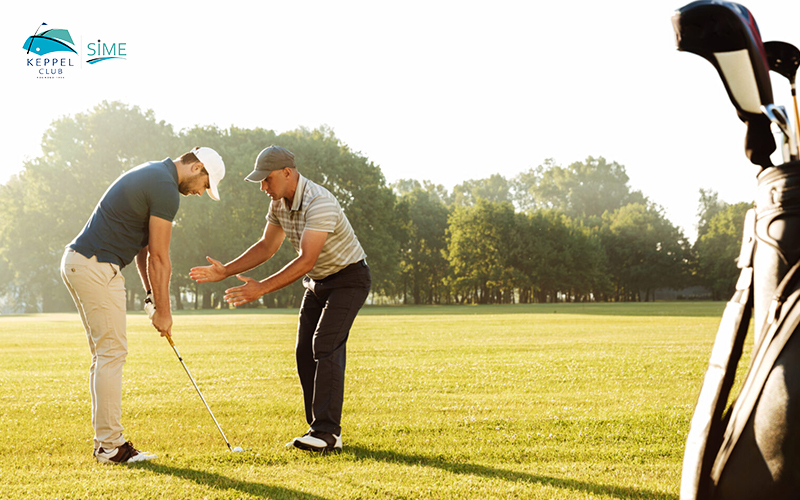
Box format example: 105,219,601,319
86,42,126,57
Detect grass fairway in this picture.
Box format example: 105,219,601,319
0,302,748,499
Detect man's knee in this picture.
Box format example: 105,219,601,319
312,338,347,363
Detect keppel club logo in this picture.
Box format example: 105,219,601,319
23,22,127,79
23,23,76,78
24,23,76,56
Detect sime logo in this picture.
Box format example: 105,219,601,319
22,22,77,78
86,40,127,64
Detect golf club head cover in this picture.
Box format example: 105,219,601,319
744,114,776,168
144,291,155,319
673,0,776,167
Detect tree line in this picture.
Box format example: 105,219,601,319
0,102,750,312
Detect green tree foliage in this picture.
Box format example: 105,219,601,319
601,203,691,301
452,174,510,206
173,125,402,308
2,101,744,311
170,125,287,310
393,179,451,205
0,103,401,311
445,201,611,304
513,156,645,220
395,187,450,304
696,188,728,241
507,210,610,303
0,176,45,312
0,101,177,312
447,199,517,304
694,200,751,300
392,179,421,196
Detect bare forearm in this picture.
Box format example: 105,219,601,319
259,256,314,295
136,247,151,292
148,254,172,313
223,229,326,308
257,229,326,295
224,240,278,277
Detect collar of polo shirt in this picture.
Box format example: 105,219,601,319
286,174,306,211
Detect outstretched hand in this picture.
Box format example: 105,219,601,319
224,275,265,307
190,256,227,283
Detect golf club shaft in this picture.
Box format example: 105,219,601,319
793,86,800,154
166,334,233,452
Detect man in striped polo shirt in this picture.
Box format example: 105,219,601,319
189,145,371,453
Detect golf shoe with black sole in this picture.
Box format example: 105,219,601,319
287,432,342,453
95,441,157,464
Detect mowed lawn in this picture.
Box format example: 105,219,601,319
0,302,750,499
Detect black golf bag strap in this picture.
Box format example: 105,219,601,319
765,259,800,329
680,209,756,500
710,256,800,487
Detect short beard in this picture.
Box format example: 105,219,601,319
178,172,202,195
178,179,192,195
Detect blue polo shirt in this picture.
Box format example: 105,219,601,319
69,158,180,268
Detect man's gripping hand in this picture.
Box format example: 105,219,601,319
151,309,172,338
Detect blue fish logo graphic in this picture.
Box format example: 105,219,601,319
23,24,77,55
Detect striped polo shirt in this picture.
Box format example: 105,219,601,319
267,174,367,280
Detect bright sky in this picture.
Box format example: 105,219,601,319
3,1,800,241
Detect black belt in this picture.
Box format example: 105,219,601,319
320,259,367,281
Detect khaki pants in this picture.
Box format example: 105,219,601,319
60,249,127,450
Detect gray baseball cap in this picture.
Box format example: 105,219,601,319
245,145,296,182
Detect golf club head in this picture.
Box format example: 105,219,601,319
672,0,776,167
762,104,798,162
764,41,800,85
763,103,791,132
764,41,800,160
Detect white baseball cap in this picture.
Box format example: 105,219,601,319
192,147,225,201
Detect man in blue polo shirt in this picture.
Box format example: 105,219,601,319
60,147,225,464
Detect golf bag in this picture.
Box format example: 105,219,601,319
672,2,800,496
682,161,800,499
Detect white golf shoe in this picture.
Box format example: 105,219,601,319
95,441,157,464
287,432,342,453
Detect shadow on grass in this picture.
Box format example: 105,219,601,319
346,445,677,500
134,462,328,500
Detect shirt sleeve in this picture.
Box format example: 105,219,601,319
148,179,180,222
267,200,281,225
304,194,338,233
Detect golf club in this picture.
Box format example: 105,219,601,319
164,331,240,453
762,104,798,162
764,41,800,155
672,0,777,167
147,302,240,453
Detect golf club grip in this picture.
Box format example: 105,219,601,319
793,94,800,148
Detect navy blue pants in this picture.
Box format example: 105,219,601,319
296,261,371,436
